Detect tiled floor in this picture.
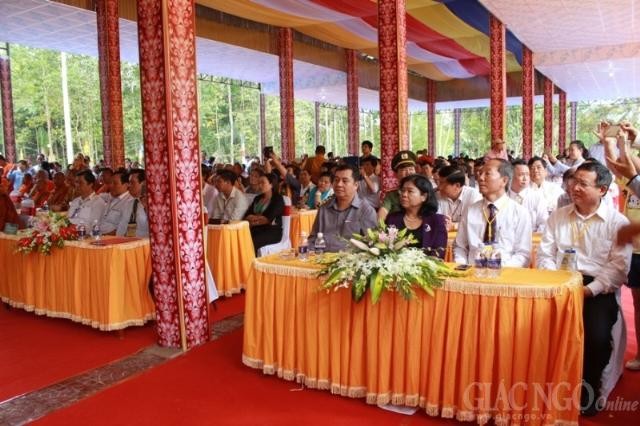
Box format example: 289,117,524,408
0,314,244,426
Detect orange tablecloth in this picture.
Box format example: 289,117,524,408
290,209,317,248
446,231,543,267
243,255,583,425
206,221,255,297
0,234,155,331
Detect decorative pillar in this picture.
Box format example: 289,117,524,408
489,14,506,143
558,90,567,153
137,0,209,350
570,101,578,142
96,0,125,169
521,45,534,160
346,49,360,156
278,28,295,161
0,44,16,162
378,0,408,193
314,101,320,147
453,108,461,157
426,79,436,157
543,77,554,153
259,92,266,156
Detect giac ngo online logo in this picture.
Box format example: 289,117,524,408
462,381,638,419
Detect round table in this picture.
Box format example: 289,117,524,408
206,221,255,297
290,209,318,248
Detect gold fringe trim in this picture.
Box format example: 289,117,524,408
1,297,155,331
252,258,320,278
4,234,150,251
207,221,248,231
222,285,246,297
442,274,583,298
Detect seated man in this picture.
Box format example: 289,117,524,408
537,162,631,416
210,170,249,223
436,165,481,231
357,156,380,209
509,160,549,232
378,150,417,221
528,156,564,213
68,170,108,227
308,163,377,252
454,159,532,267
99,170,136,236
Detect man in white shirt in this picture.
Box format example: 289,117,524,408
99,170,136,236
68,170,108,228
545,140,586,178
509,160,549,232
210,170,249,223
436,165,481,231
454,159,532,267
357,156,380,209
528,156,564,213
537,161,632,416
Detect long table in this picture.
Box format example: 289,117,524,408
0,234,155,331
243,254,584,425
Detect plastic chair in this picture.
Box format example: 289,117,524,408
257,196,292,257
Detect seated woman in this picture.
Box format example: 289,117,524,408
385,174,447,258
244,171,285,254
306,172,334,209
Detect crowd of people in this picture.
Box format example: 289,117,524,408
1,121,640,417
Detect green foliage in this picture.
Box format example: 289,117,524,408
2,44,639,165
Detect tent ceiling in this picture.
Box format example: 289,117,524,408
480,0,640,101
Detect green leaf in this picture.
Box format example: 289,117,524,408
370,271,385,304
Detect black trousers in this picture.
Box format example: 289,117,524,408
580,275,619,413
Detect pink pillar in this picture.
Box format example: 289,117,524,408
543,78,554,153
489,14,506,143
570,101,578,142
427,79,436,157
0,46,16,163
96,0,125,169
137,0,209,350
278,28,295,161
346,49,360,156
558,90,567,153
453,108,461,156
378,0,408,193
521,45,534,160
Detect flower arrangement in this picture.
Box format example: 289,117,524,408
16,212,78,255
317,221,460,303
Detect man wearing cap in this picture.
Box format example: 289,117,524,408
377,150,417,221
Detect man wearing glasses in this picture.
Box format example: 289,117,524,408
538,161,631,417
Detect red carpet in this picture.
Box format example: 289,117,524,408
210,293,245,323
0,306,156,403
0,294,245,404
35,330,459,426
32,290,640,425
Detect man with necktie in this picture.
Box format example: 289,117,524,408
454,159,532,267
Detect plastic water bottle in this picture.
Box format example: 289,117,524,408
91,220,101,241
559,248,577,271
20,195,36,217
486,245,502,278
474,243,487,278
298,231,309,260
314,232,326,255
77,222,86,240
